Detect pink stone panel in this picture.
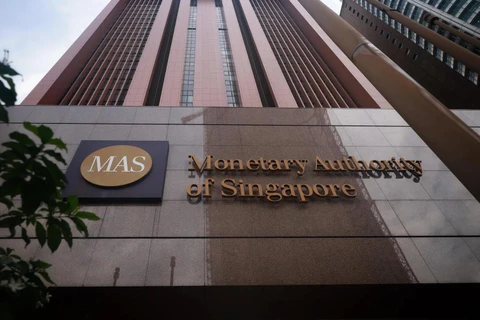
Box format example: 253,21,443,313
21,0,126,105
284,0,392,109
193,0,228,107
123,0,173,106
223,0,262,108
159,0,191,106
239,0,297,108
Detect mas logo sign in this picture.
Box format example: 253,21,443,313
64,141,168,202
80,145,153,187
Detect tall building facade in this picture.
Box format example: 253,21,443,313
5,0,480,318
341,0,480,109
22,0,391,109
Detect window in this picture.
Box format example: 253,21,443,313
180,3,198,107
216,3,240,107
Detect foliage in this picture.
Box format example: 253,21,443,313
0,121,100,250
0,60,100,316
0,247,53,315
0,61,21,122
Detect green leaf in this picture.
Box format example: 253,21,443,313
70,217,88,237
46,222,62,252
37,125,54,144
39,271,55,285
21,228,30,247
15,260,29,273
8,225,16,237
0,79,16,106
9,131,35,145
36,261,52,270
75,211,101,221
2,141,27,154
23,122,38,136
48,138,67,151
0,216,24,228
0,197,13,209
0,75,17,100
35,222,47,247
67,196,78,211
0,62,21,77
0,105,8,123
43,149,66,165
59,220,73,248
42,157,67,188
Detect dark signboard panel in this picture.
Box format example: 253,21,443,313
63,140,169,202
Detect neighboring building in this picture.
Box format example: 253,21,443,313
4,0,480,318
22,0,391,109
341,0,480,109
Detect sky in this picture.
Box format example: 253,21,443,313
0,0,342,104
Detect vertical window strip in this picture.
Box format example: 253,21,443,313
60,0,161,106
216,2,241,107
180,2,197,107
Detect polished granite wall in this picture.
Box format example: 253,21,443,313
1,106,480,286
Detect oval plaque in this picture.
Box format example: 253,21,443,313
80,145,153,187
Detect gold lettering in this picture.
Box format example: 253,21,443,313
246,159,260,171
268,159,282,171
281,184,297,198
189,155,213,173
229,159,245,171
203,178,215,198
380,160,393,171
313,184,329,197
370,160,385,171
291,159,307,176
187,184,202,197
314,157,330,172
349,156,369,171
327,184,340,198
214,159,229,171
281,159,292,172
341,184,357,198
343,157,357,171
326,159,345,171
221,179,237,197
408,160,423,176
295,184,313,203
259,157,268,171
265,184,282,202
245,183,264,198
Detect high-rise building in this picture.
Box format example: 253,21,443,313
340,0,480,109
5,0,480,318
22,0,392,109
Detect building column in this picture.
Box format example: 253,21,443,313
124,0,173,106
193,0,227,107
21,0,125,105
238,0,297,108
284,0,390,108
222,0,262,108
159,0,191,106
